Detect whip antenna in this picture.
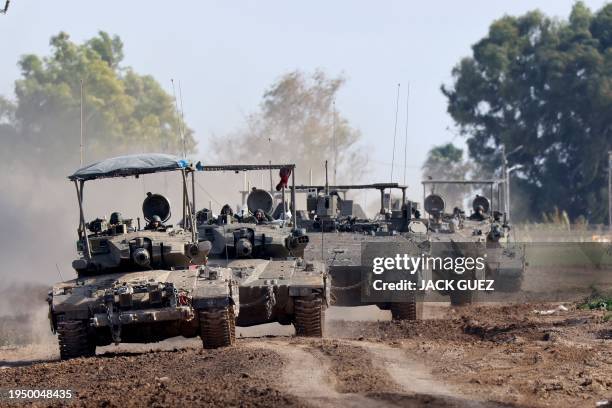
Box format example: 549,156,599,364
178,80,187,158
80,79,84,166
390,83,400,182
402,82,410,186
332,100,337,185
0,1,10,15
171,79,185,158
389,83,401,211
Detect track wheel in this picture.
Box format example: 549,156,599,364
449,288,475,306
57,320,95,360
294,297,325,337
199,306,236,349
390,298,423,321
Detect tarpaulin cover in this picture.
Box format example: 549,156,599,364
68,153,190,181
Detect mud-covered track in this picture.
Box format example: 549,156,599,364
199,306,236,349
294,297,325,337
57,320,95,360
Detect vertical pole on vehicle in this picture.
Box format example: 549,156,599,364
324,161,329,195
75,180,91,260
422,183,426,217
192,169,197,241
608,151,612,229
181,169,187,231
243,172,248,208
497,182,501,214
379,188,385,215
501,145,509,220
269,161,274,195
291,166,297,228
281,184,286,223
80,79,84,167
181,169,196,242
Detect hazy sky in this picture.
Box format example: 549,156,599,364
1,0,608,197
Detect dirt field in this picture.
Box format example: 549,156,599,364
0,301,610,407
0,234,610,407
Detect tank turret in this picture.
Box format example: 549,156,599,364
194,163,328,337
74,191,209,275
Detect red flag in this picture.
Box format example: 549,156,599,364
276,167,291,191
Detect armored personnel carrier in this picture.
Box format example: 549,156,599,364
48,154,238,360
295,178,429,321
194,164,328,337
422,179,526,305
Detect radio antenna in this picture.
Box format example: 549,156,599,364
390,83,400,183
332,100,337,185
402,82,410,186
389,83,401,211
171,79,185,158
324,160,329,195
80,79,84,166
0,1,10,15
178,80,187,158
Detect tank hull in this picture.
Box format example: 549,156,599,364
49,266,238,358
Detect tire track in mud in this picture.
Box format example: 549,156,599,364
351,340,455,396
247,340,392,408
248,339,511,408
349,340,510,408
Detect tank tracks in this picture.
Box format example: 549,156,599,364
450,268,486,306
293,297,325,337
390,298,423,321
199,306,236,349
57,320,96,360
492,274,523,293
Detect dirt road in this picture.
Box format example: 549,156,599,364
0,302,609,407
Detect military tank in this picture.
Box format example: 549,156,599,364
194,164,328,337
422,179,525,305
48,154,239,360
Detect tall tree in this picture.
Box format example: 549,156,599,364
211,70,367,185
442,2,611,222
0,31,195,173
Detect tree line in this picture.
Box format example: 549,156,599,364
428,2,611,223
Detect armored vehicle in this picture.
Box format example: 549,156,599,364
48,154,239,360
194,164,328,337
198,188,309,260
309,234,428,320
295,178,429,321
294,182,420,235
422,179,526,305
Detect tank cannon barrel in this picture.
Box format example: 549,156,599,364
236,238,253,257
